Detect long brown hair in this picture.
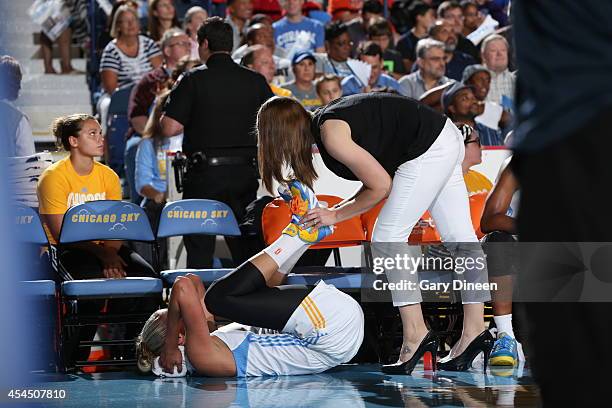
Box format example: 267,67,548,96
148,0,180,42
142,90,170,151
256,97,317,193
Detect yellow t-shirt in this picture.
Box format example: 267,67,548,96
37,157,122,244
270,83,293,98
464,169,493,196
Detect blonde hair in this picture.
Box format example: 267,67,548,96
256,97,318,193
110,5,139,39
136,309,167,373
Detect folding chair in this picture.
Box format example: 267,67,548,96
157,199,241,288
14,204,59,371
57,200,163,371
262,195,367,271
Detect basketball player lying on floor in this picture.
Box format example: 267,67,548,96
136,181,364,377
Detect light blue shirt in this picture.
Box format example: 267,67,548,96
341,73,403,96
135,138,170,195
273,17,324,56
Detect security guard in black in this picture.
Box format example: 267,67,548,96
163,52,273,268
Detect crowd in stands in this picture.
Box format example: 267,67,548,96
1,0,515,367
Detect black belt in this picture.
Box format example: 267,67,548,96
187,152,255,169
207,156,255,166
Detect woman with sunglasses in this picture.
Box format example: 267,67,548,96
256,92,492,374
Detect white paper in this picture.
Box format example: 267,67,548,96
466,15,500,45
346,59,371,88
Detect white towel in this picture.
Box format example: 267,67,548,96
152,345,188,378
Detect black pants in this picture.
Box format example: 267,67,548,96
513,107,612,407
58,245,158,363
205,261,311,330
183,164,260,268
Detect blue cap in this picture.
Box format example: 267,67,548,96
441,81,474,114
292,51,316,65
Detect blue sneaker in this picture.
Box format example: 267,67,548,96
278,180,333,243
489,332,518,366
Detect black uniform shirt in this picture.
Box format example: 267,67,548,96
311,93,447,180
164,53,274,157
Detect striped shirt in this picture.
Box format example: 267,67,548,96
99,35,161,89
485,68,515,105
475,122,504,146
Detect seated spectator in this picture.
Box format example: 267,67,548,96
233,23,292,82
128,28,192,138
461,0,483,37
147,0,181,43
282,52,321,110
314,74,343,104
183,6,208,59
0,56,35,157
345,0,383,57
442,81,503,145
234,21,284,59
429,19,476,81
367,17,406,79
396,1,436,72
242,45,292,96
134,91,180,267
273,0,325,55
98,5,162,132
317,21,354,77
341,41,401,96
37,114,157,363
437,0,480,61
480,34,515,106
462,64,511,131
97,0,139,59
226,0,254,52
399,38,450,99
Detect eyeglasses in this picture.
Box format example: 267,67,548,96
465,137,481,147
333,40,353,47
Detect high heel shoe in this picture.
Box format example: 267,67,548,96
437,330,494,372
381,331,438,375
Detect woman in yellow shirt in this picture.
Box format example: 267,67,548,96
37,114,157,364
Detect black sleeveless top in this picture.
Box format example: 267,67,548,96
311,93,447,180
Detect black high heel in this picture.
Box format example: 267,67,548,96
381,331,438,375
437,330,494,372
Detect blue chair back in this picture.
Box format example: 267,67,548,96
107,115,129,176
59,200,154,243
107,84,134,117
14,205,48,245
157,199,241,238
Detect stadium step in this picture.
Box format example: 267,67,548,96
2,0,93,150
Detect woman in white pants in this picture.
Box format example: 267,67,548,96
256,93,492,374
